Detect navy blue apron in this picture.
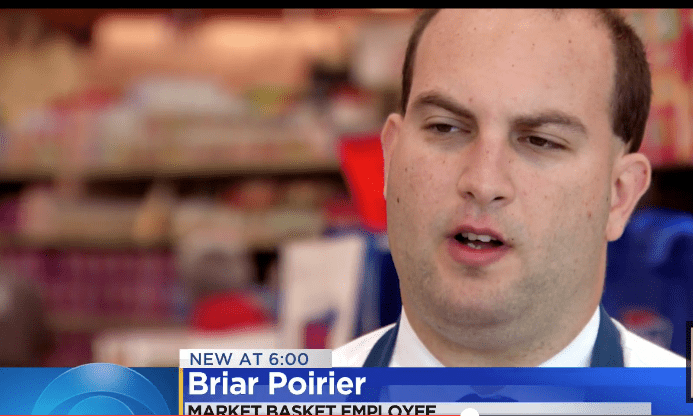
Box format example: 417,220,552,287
362,304,624,367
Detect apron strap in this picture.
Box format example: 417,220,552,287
363,320,399,367
590,304,625,367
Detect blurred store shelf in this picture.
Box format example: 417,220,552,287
47,312,180,333
0,234,319,252
0,7,406,367
82,158,341,181
0,166,56,183
93,326,278,367
0,234,171,250
0,211,324,251
0,159,340,181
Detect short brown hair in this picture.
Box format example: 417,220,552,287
400,9,652,153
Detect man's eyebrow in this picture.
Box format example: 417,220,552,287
409,92,477,122
513,112,588,136
409,92,588,136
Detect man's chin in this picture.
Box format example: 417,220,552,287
423,295,519,330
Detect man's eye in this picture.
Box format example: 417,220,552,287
428,124,460,133
521,135,564,150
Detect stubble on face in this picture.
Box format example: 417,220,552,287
393,160,608,352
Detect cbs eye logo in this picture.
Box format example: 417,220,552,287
31,363,171,415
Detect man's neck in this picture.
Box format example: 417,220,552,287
401,302,601,367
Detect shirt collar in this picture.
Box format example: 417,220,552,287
391,306,601,367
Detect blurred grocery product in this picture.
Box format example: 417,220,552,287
0,266,53,366
133,182,176,246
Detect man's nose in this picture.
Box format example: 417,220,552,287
456,134,515,208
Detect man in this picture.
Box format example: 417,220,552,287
333,9,686,367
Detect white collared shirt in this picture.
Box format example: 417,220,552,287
390,306,600,367
332,306,685,368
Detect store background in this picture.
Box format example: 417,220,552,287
0,9,690,367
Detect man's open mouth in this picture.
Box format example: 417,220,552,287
454,232,504,250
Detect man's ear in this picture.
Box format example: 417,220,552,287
606,151,652,241
381,113,403,199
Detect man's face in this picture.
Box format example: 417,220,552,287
384,10,625,350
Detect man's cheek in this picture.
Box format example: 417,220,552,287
526,187,581,242
396,166,443,236
550,185,604,244
406,153,452,200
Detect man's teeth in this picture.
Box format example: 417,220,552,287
462,232,495,243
